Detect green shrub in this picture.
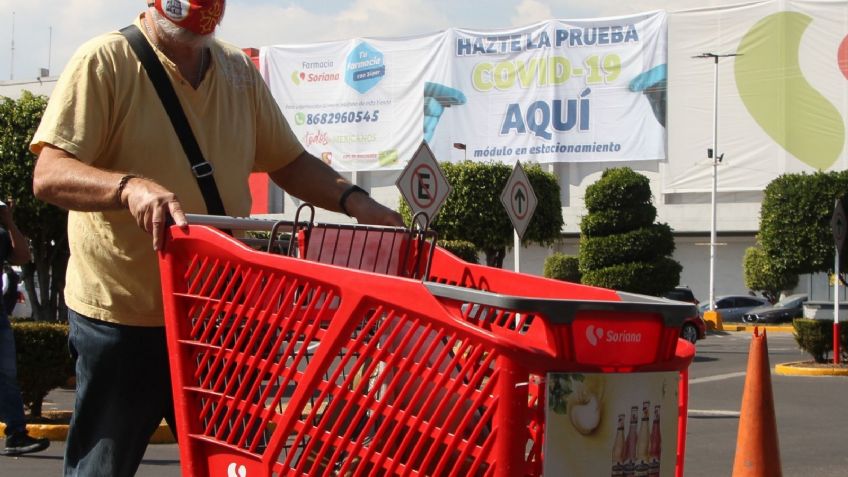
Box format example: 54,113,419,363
579,167,681,296
791,318,848,363
743,246,798,303
579,204,657,237
760,171,848,275
437,239,479,264
580,258,682,296
584,168,652,212
544,253,581,282
11,320,74,417
792,318,830,363
579,223,674,270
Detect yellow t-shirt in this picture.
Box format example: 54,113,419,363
31,17,304,326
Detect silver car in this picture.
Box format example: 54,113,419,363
698,295,769,322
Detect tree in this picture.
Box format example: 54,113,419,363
743,246,798,303
759,171,848,277
579,167,681,295
399,161,564,268
543,253,581,282
0,92,69,321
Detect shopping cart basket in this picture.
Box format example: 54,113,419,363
158,212,697,477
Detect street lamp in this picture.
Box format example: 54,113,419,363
453,142,467,161
693,52,739,312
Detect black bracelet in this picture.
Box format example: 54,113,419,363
116,174,138,205
339,184,368,217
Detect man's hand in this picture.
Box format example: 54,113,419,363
345,192,404,227
120,177,188,250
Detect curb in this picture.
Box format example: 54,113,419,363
723,324,794,333
0,421,175,444
775,361,848,377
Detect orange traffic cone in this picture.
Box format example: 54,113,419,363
732,327,782,477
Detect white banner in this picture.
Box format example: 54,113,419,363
261,34,450,172
443,12,667,165
261,12,667,170
664,0,848,193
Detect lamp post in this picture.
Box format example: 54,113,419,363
453,142,467,161
694,52,739,313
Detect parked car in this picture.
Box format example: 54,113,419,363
663,285,699,306
661,286,705,344
681,314,707,344
742,293,808,324
697,295,769,322
9,280,33,318
6,266,36,319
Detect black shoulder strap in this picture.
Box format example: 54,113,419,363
120,24,227,216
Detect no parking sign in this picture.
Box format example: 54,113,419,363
396,141,452,224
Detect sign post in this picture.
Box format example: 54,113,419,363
500,162,537,272
396,141,452,228
830,196,846,364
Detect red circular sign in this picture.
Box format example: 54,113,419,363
409,164,438,209
510,181,529,220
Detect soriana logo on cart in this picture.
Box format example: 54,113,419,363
572,316,663,366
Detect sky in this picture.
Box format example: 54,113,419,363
0,0,746,82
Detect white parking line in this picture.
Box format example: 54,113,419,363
689,371,747,384
688,409,741,417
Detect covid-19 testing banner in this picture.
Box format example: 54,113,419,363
261,11,667,171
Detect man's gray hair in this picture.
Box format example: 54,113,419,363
149,8,215,49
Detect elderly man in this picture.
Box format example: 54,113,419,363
31,1,401,475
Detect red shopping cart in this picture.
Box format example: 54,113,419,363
158,211,696,477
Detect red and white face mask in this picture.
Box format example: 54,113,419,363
153,0,225,35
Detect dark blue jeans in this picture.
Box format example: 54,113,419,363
0,309,26,436
65,310,176,477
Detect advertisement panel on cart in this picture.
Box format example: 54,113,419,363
544,371,679,477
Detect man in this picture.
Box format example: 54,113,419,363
0,201,50,456
31,1,402,475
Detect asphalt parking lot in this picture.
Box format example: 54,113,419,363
2,330,847,476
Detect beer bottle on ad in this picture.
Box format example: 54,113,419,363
634,401,651,477
624,406,638,477
611,413,626,477
648,404,662,477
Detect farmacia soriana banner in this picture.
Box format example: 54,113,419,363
260,11,666,171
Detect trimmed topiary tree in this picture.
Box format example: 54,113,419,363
543,253,581,282
743,246,799,304
399,161,563,268
579,167,681,295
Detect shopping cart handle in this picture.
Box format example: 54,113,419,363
425,282,697,326
184,214,302,232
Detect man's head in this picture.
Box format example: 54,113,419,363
151,0,225,36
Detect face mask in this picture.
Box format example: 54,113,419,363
153,0,225,35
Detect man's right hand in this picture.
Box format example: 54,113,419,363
120,177,188,251
33,145,189,251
